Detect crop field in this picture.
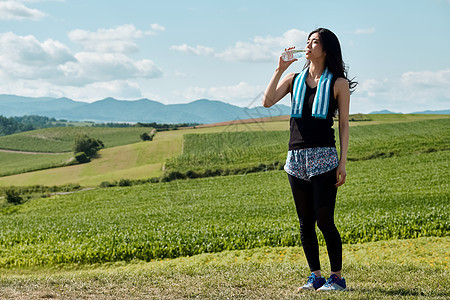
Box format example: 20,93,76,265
165,118,450,174
0,126,154,153
0,114,449,298
347,118,449,159
1,114,448,185
0,151,74,177
165,131,289,172
0,147,448,267
0,138,181,186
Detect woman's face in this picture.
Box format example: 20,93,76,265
305,32,326,61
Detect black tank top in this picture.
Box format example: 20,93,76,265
289,73,338,150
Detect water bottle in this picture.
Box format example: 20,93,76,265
281,47,306,61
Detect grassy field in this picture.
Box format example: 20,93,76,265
1,114,448,186
0,137,181,186
0,114,449,298
0,151,74,177
165,118,449,176
1,237,448,299
0,126,157,178
0,149,447,267
0,126,154,152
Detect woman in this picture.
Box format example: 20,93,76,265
263,28,356,292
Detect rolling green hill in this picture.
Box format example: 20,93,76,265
164,118,450,177
0,114,449,187
0,114,448,268
0,150,448,267
0,151,74,177
0,138,180,186
0,126,154,153
0,114,449,298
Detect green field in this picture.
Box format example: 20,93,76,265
165,118,450,175
1,114,448,186
0,126,157,178
0,126,154,152
1,237,448,299
0,151,74,177
0,114,449,298
165,130,289,173
0,138,180,186
1,149,448,267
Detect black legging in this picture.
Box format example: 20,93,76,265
288,169,342,272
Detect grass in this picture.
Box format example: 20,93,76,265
347,118,450,160
1,114,448,186
165,118,450,175
165,130,289,172
0,150,448,268
0,138,181,186
0,151,74,177
0,114,449,298
2,117,447,183
0,237,448,299
0,126,154,152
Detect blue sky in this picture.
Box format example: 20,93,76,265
0,0,449,114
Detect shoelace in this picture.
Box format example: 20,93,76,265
324,276,339,287
306,275,316,284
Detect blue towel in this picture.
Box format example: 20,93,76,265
291,67,333,119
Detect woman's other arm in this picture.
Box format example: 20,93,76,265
334,77,350,187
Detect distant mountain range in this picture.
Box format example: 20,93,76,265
0,95,291,124
0,94,448,124
369,109,450,114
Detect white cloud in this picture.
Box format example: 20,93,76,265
0,32,162,84
400,69,450,88
149,23,165,33
357,78,389,97
69,24,164,53
355,27,376,35
170,44,215,56
0,79,143,102
171,29,309,62
175,82,265,106
217,28,308,62
59,52,162,85
352,69,450,113
63,80,143,102
209,82,264,100
0,0,46,20
0,32,163,100
0,32,74,79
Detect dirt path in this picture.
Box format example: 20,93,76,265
0,149,69,155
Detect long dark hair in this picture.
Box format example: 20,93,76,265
304,28,358,93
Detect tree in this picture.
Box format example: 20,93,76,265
73,134,104,162
5,188,22,205
74,152,90,163
140,132,154,141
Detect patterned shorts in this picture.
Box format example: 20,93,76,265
284,147,339,181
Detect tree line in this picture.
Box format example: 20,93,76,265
0,115,69,136
0,115,202,137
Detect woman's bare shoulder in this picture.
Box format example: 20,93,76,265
335,77,349,87
334,77,350,100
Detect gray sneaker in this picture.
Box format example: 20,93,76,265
297,273,326,291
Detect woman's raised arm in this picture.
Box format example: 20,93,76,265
262,57,297,108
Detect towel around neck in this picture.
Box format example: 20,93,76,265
291,67,333,119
